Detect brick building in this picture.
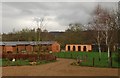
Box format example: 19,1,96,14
65,44,92,52
0,41,60,53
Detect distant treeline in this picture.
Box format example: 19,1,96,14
1,27,119,50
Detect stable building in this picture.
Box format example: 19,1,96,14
65,44,92,52
0,41,60,54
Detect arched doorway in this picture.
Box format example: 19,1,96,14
78,46,81,51
83,46,87,51
73,46,76,51
68,46,70,51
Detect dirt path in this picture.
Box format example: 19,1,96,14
2,58,119,76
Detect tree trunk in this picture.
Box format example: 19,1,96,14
107,45,110,58
97,31,102,58
98,43,101,58
107,45,112,67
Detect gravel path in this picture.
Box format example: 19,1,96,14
2,58,118,76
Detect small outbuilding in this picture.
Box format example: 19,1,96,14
0,41,60,54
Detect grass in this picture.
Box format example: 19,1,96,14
53,52,120,68
0,58,56,67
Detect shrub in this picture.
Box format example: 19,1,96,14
5,54,15,61
44,54,56,61
39,54,44,60
17,54,29,60
2,53,56,61
28,54,38,62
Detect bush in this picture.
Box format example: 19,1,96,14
2,53,56,61
1,53,57,66
16,54,28,60
28,54,38,62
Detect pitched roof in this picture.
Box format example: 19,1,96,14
0,41,56,46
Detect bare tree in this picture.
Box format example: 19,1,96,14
34,17,48,41
90,5,118,60
89,5,104,58
33,17,48,54
68,23,84,32
101,9,118,58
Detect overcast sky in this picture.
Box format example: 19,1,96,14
1,1,118,33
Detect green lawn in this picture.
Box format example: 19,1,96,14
0,59,56,67
53,52,120,68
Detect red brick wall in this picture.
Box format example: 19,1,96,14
33,45,39,52
0,46,15,53
52,42,60,52
0,46,2,54
1,46,6,53
1,42,61,53
26,45,33,53
12,46,17,53
5,46,13,52
17,45,26,52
